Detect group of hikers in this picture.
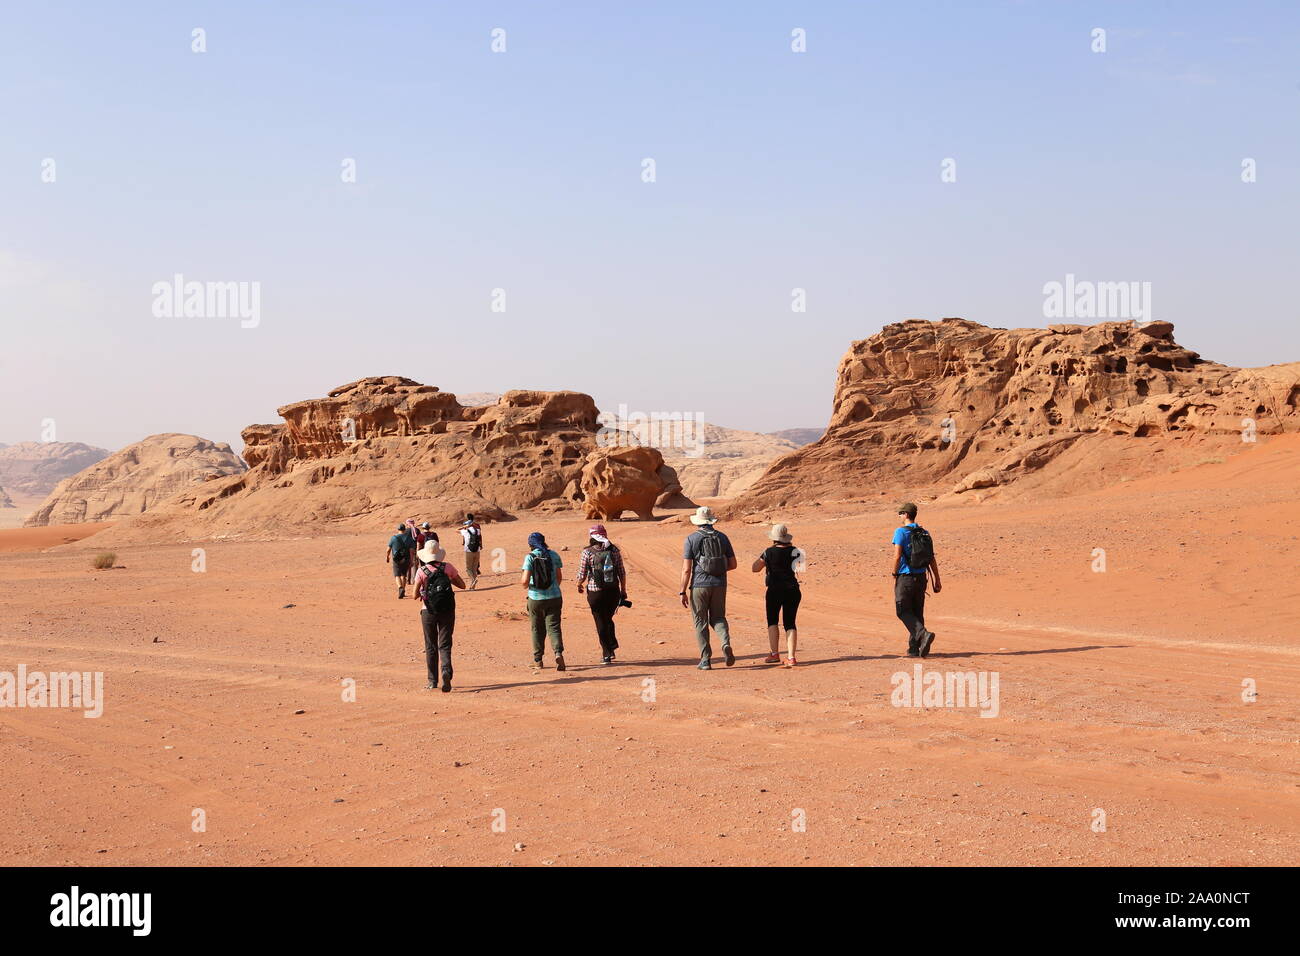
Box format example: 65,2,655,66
383,502,942,693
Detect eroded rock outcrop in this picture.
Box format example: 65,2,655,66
129,377,603,537
739,318,1300,507
579,446,676,520
25,434,247,526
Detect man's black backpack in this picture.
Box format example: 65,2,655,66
907,526,934,571
465,526,482,553
422,561,454,610
528,550,554,590
694,529,728,578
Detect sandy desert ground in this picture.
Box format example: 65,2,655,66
0,438,1296,866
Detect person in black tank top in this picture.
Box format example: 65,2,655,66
751,523,803,667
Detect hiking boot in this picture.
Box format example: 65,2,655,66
440,682,451,693
531,659,544,669
698,658,712,670
762,652,780,664
917,630,935,658
398,590,406,599
723,644,735,667
602,656,613,665
555,655,566,672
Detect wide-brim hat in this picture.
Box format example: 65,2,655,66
689,506,718,526
416,541,446,564
769,523,792,543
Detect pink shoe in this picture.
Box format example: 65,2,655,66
762,653,781,664
784,657,798,667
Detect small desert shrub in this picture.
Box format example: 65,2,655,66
1196,457,1224,466
92,552,117,570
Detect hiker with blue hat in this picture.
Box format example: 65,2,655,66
520,531,565,670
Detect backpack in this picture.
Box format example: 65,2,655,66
527,550,554,591
694,529,728,578
421,561,454,610
907,526,934,571
593,547,619,587
464,526,482,553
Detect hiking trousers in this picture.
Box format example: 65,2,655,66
528,596,564,660
894,573,928,649
420,605,455,685
690,585,731,661
586,587,621,656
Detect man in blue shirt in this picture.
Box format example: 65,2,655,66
891,502,942,657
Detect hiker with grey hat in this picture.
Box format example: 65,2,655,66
892,502,942,657
680,506,737,669
751,523,804,667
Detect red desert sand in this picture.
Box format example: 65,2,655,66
0,436,1296,866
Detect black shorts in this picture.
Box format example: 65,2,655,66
765,587,801,629
392,559,410,577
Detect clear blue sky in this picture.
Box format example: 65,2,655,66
3,1,1298,452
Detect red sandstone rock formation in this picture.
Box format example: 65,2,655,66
128,377,604,537
738,318,1300,508
579,446,673,520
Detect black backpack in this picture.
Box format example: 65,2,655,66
907,526,934,571
593,547,619,586
528,550,554,590
465,526,482,553
694,529,728,578
422,561,454,610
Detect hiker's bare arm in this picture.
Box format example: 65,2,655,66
385,548,392,562
891,544,903,575
679,558,693,607
518,569,531,589
929,555,942,593
726,556,738,572
751,556,766,573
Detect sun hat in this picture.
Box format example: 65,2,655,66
420,521,432,530
689,506,718,526
416,540,446,564
769,523,793,543
588,523,609,543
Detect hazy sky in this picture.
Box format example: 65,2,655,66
3,1,1298,453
